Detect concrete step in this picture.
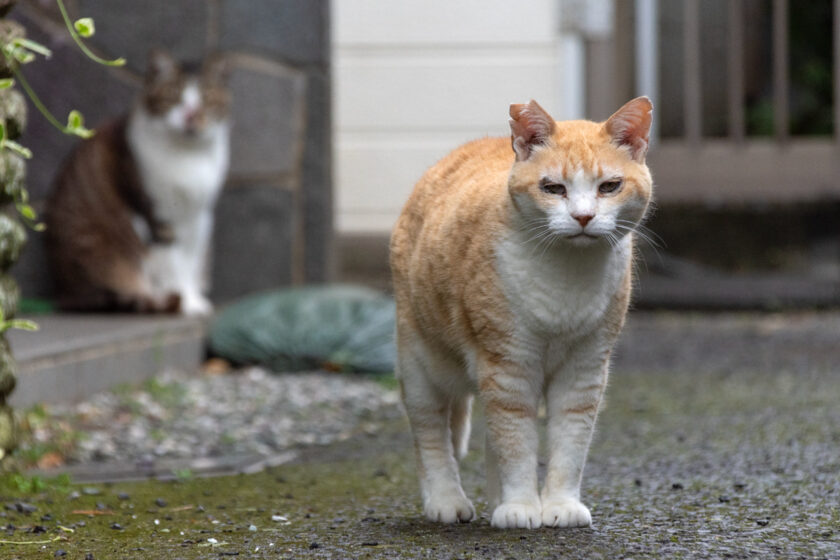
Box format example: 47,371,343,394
7,314,206,408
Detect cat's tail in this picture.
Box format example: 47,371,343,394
450,395,473,461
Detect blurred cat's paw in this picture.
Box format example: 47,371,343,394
181,294,213,316
542,498,591,528
423,493,475,524
491,501,542,529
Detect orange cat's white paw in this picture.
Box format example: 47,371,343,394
491,502,542,529
423,494,475,524
542,498,592,528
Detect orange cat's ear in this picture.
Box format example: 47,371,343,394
509,100,556,161
604,96,653,162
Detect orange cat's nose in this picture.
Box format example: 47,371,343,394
574,214,594,227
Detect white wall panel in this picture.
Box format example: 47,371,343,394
333,0,575,234
336,48,560,131
335,0,558,46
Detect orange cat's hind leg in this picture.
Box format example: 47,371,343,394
397,334,475,524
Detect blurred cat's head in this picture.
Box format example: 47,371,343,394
507,97,653,247
140,49,230,140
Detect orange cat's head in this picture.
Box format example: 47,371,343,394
507,97,653,247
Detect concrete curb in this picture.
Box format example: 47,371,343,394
7,314,206,407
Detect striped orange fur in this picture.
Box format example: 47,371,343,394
391,97,653,528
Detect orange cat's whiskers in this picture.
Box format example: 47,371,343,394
614,220,664,272
616,219,663,250
603,231,621,251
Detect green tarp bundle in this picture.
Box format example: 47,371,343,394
208,285,396,374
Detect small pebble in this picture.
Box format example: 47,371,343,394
54,550,67,558
7,502,38,514
248,524,257,532
718,495,731,503
82,487,101,496
85,554,95,560
155,498,167,508
309,542,320,550
671,483,684,490
110,523,123,530
117,493,130,501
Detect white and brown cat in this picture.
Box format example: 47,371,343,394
390,97,653,528
45,49,230,315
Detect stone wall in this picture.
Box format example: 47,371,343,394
0,0,27,459
11,0,332,302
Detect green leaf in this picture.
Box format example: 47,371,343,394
4,139,32,158
0,122,5,144
10,46,35,64
69,127,94,139
16,202,36,220
67,109,83,129
74,18,95,38
0,78,14,89
56,0,126,67
8,319,38,332
12,38,52,59
66,110,95,138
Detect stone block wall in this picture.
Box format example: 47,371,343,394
0,0,26,459
11,0,332,302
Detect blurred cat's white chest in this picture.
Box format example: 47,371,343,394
127,111,229,219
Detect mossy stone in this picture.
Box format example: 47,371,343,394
0,213,24,271
0,19,24,79
0,404,18,458
0,88,26,139
0,273,19,319
0,339,15,400
0,151,25,204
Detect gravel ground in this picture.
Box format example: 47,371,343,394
1,311,839,558
18,368,401,469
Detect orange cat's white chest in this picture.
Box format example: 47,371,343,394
494,232,631,338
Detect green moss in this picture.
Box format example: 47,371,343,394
0,362,837,558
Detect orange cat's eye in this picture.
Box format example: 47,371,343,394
598,180,622,195
540,182,567,196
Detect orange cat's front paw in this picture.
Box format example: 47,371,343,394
423,494,475,524
491,501,542,529
542,498,592,528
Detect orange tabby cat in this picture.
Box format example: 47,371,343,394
390,97,653,528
